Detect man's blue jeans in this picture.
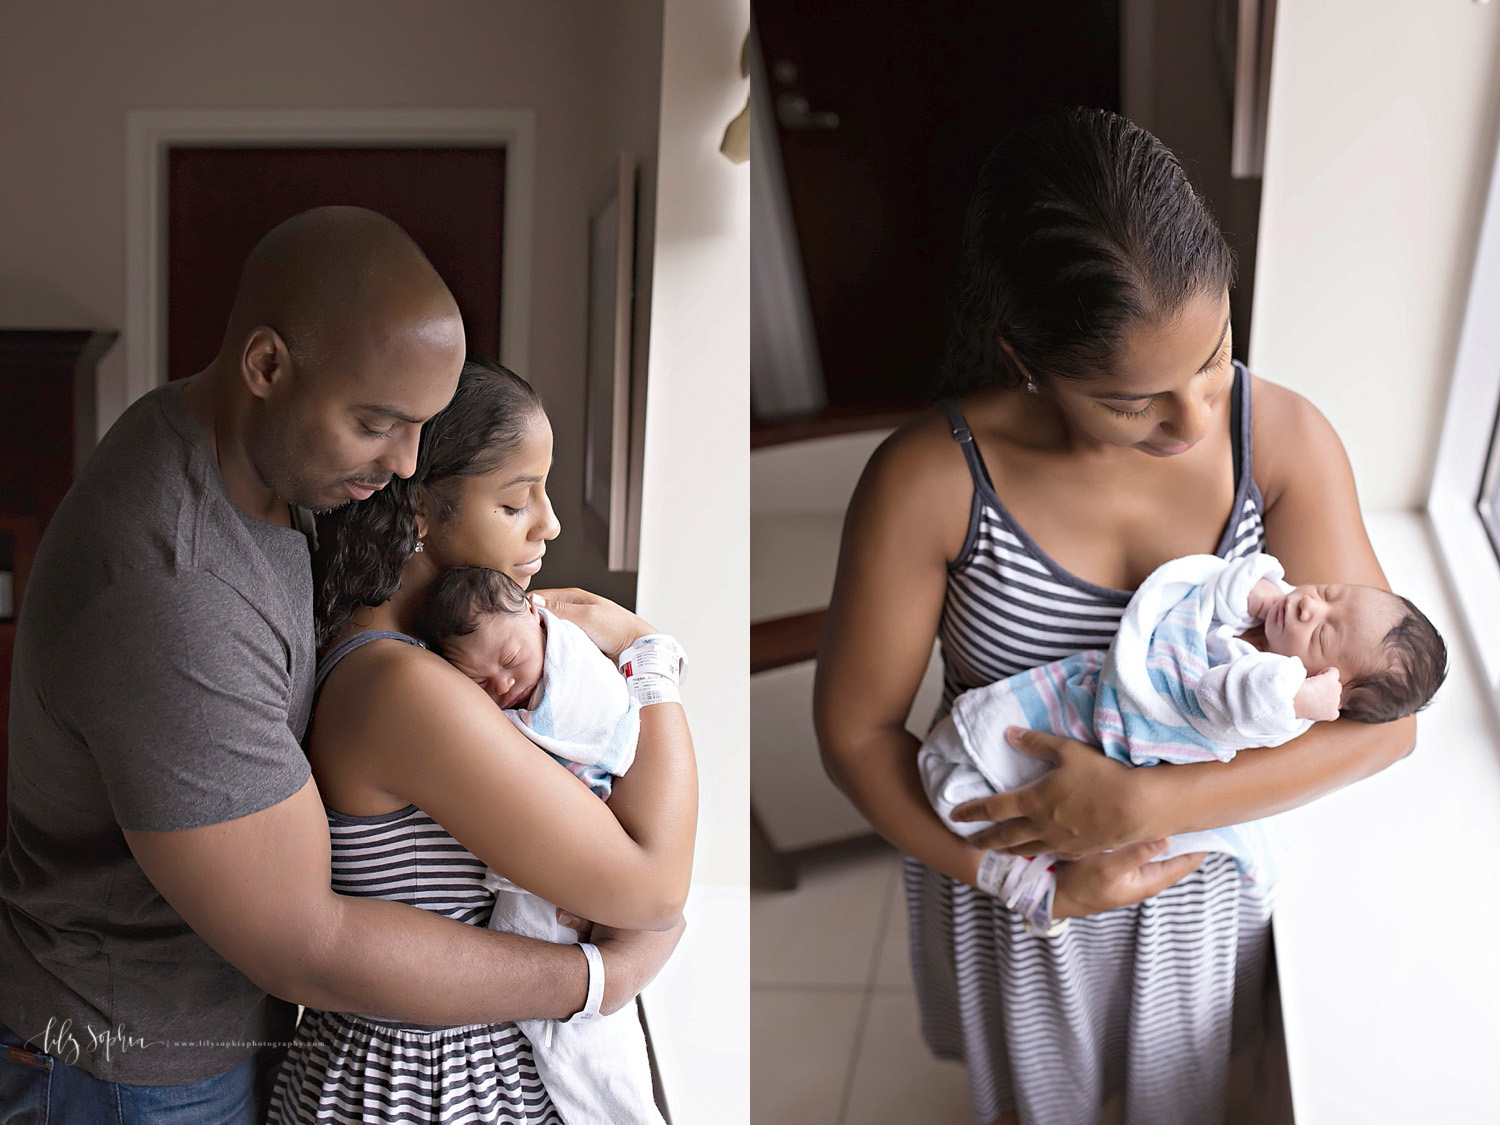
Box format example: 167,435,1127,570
0,1019,280,1124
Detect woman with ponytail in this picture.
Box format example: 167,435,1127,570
816,108,1410,1123
269,356,697,1124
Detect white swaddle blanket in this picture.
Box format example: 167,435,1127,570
506,607,640,782
487,892,665,1125
1099,553,1310,760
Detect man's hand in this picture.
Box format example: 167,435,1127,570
1052,841,1207,919
1294,667,1343,722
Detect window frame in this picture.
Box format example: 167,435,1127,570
1427,117,1500,712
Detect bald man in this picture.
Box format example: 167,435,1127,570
0,208,679,1122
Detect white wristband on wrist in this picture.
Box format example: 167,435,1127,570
566,941,605,1024
618,634,687,683
976,850,1068,938
627,673,681,707
619,634,686,706
976,850,1011,897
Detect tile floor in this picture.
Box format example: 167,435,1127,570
750,840,976,1124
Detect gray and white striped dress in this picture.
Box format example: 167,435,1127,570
911,364,1273,1124
269,631,564,1125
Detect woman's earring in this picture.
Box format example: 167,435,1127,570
1025,378,1039,395
413,540,424,554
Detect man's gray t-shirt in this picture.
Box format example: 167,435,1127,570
0,383,314,1084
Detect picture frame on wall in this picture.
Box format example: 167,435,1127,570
582,153,640,572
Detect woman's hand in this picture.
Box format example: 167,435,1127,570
1051,841,1206,919
950,727,1157,857
531,587,657,661
588,915,687,1015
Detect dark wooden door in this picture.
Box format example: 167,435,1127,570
754,1,1120,413
167,147,506,380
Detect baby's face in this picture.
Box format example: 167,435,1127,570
441,605,546,709
1261,583,1403,679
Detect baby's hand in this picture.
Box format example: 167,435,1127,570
1247,578,1283,622
1293,667,1343,722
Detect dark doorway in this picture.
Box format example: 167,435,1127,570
167,146,506,380
754,1,1121,418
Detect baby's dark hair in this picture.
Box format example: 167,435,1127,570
1340,595,1448,724
416,566,530,649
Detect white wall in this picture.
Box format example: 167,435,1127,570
1250,0,1500,511
0,0,661,602
634,0,749,888
630,2,749,1116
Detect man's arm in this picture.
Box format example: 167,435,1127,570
124,779,681,1020
67,570,680,1023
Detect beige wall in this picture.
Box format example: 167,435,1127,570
0,0,664,600
1250,0,1500,511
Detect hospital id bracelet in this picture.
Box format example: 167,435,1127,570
565,941,605,1024
979,851,1069,939
1030,887,1069,939
1009,865,1068,939
627,673,681,707
975,849,1015,898
618,634,687,684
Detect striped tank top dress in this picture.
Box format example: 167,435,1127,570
268,630,564,1125
909,363,1274,1124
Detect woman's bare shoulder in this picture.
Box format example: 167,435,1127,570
1250,373,1327,429
860,405,974,502
316,636,499,744
843,405,977,557
1249,373,1351,502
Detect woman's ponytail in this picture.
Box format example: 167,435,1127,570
313,474,423,648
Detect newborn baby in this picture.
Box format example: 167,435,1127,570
416,566,662,1125
422,566,629,797
919,552,1448,935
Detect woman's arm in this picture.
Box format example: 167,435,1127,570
326,629,696,932
959,379,1416,857
814,420,987,887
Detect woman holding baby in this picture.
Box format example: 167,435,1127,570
267,358,693,1123
815,107,1415,1124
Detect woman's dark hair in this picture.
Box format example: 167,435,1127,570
313,353,545,647
942,107,1237,394
415,566,529,649
1340,596,1449,724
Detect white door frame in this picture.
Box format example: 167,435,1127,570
119,108,535,435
